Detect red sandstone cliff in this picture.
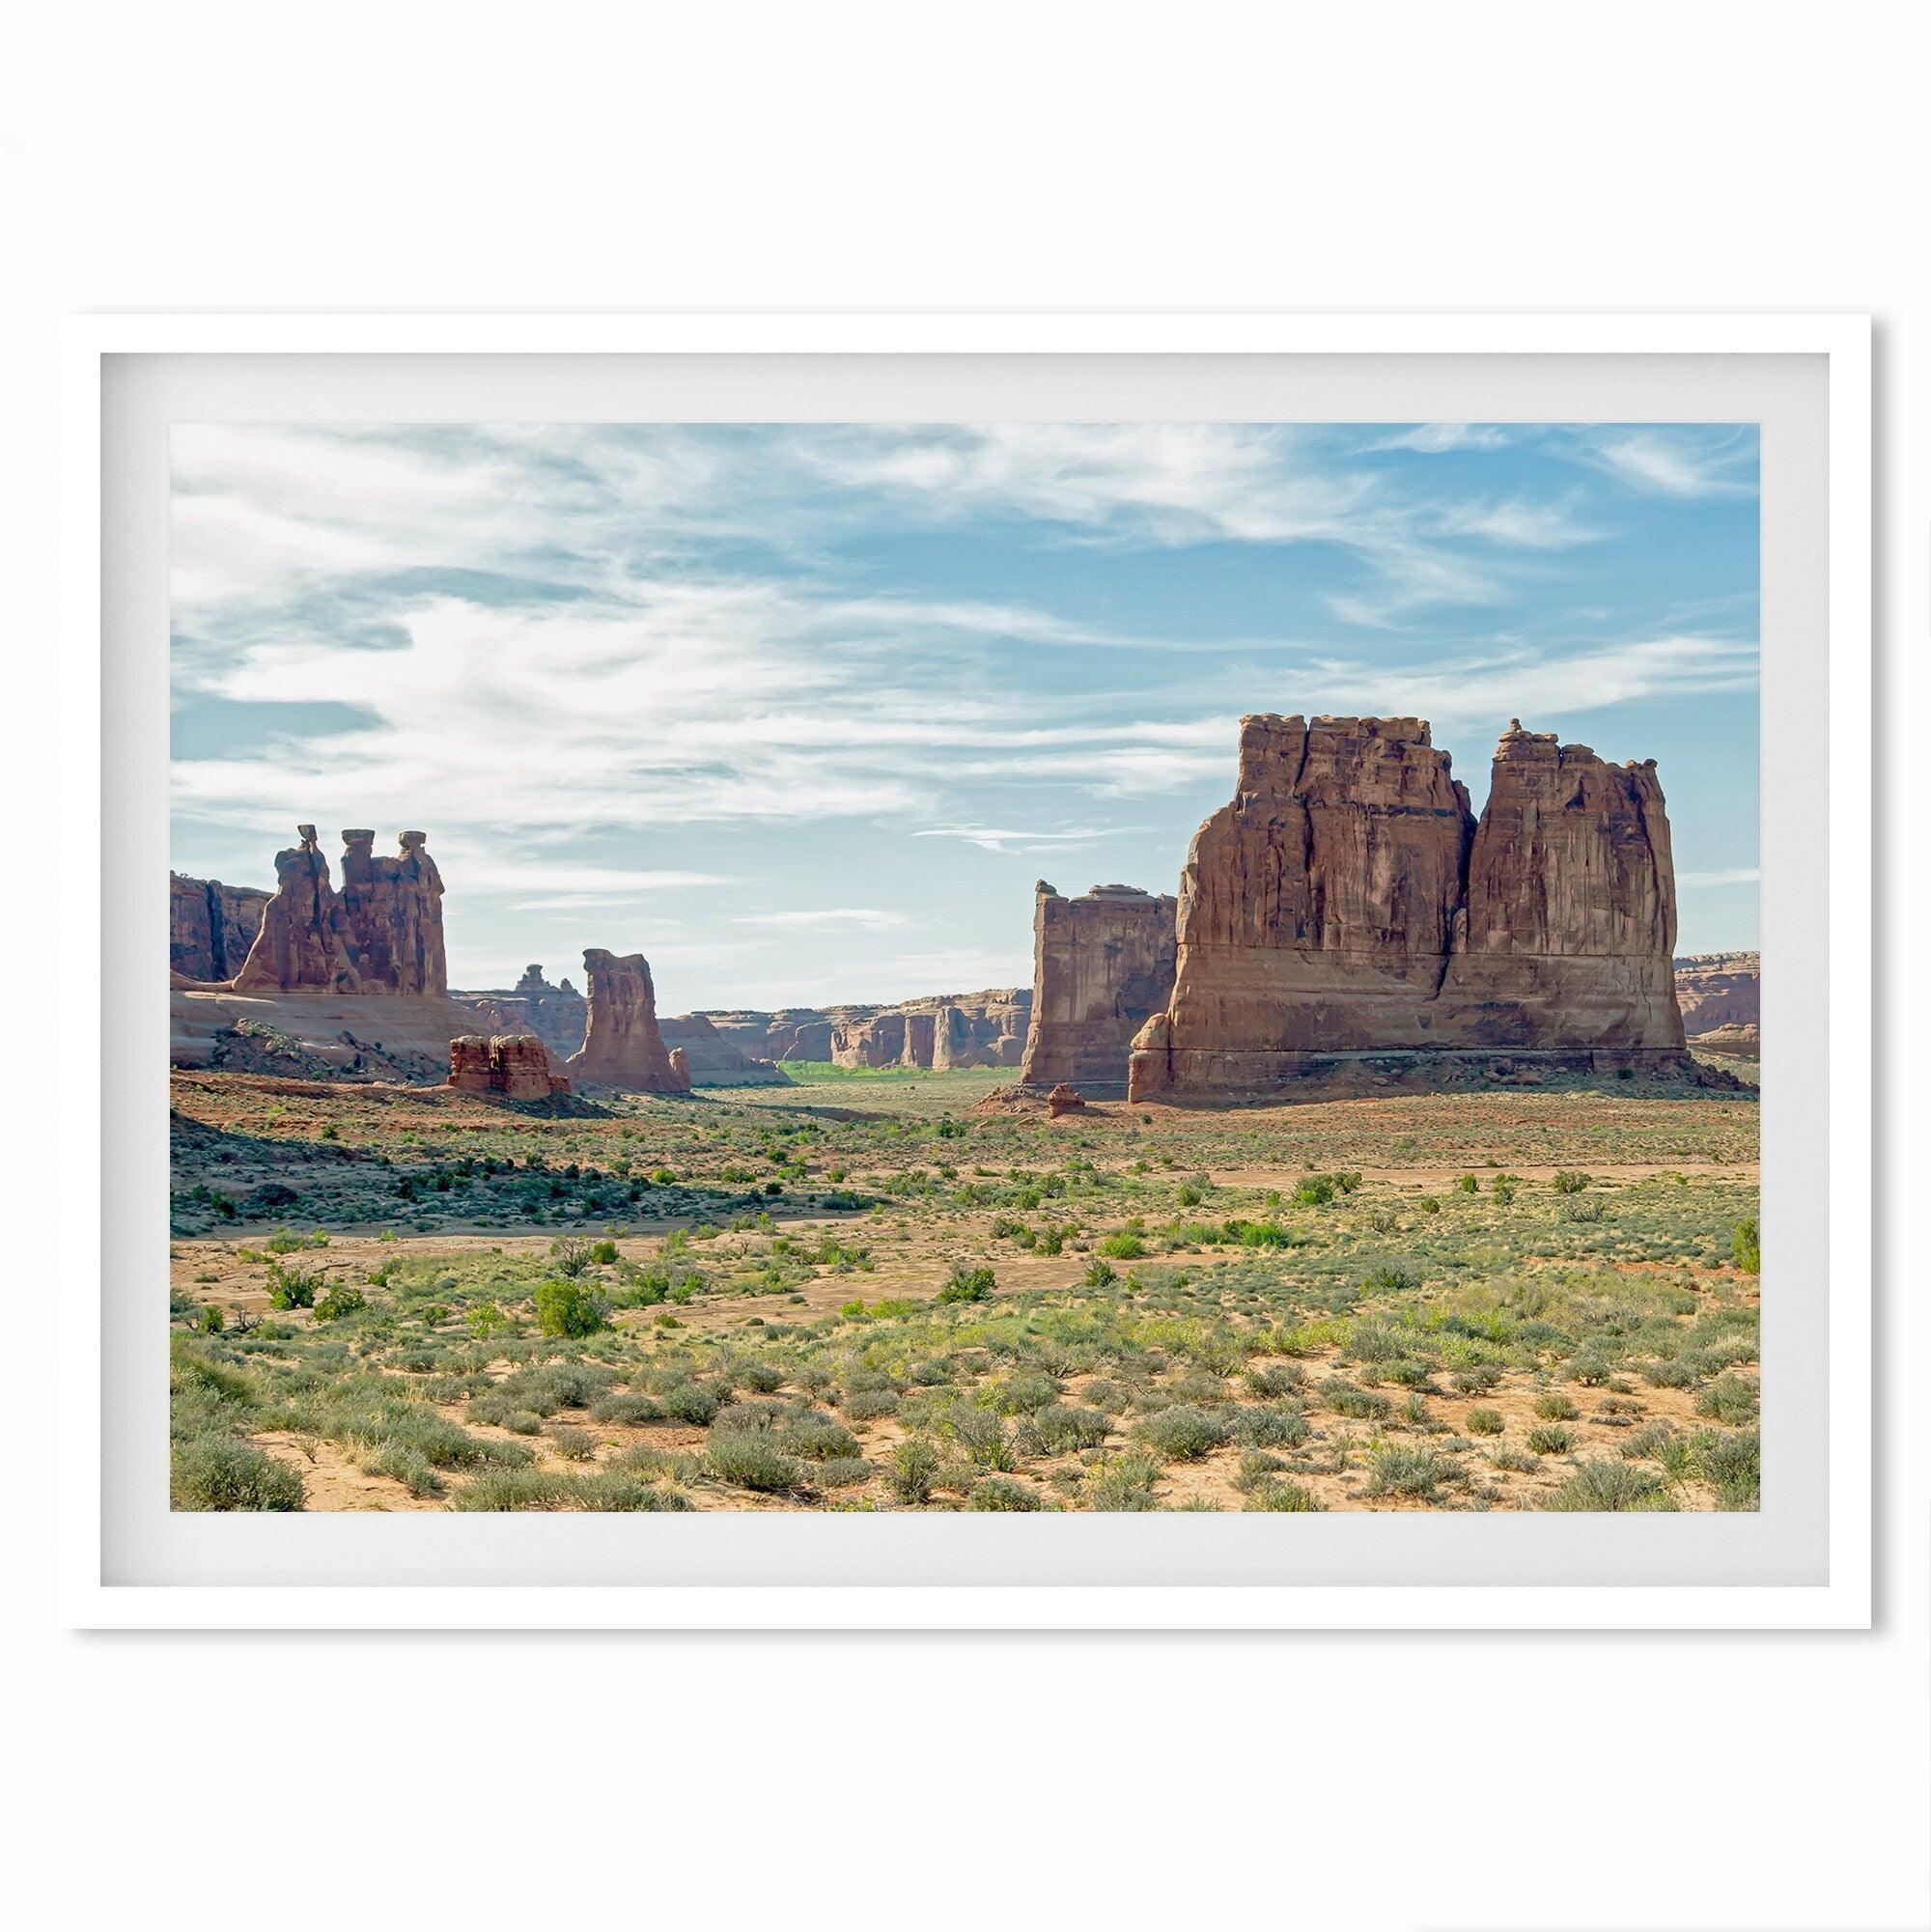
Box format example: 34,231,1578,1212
1019,883,1177,1090
565,949,691,1094
1674,952,1760,1036
169,872,271,982
448,1033,572,1099
1130,715,1694,1099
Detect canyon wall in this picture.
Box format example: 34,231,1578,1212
697,991,1031,1070
565,949,690,1094
232,826,447,995
658,1013,788,1085
1129,715,1693,1100
1674,952,1760,1037
1018,883,1177,1090
169,872,270,982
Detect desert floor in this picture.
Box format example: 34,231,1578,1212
168,1059,1760,1513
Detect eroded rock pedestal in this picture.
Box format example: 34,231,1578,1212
449,1033,572,1099
565,949,691,1094
1129,715,1696,1101
1019,883,1177,1092
233,826,447,996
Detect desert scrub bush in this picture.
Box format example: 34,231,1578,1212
361,1442,443,1498
1245,1476,1324,1512
1543,1460,1679,1512
265,1261,323,1310
818,1455,873,1489
1624,1422,1693,1478
707,1426,802,1494
841,1387,900,1422
1731,1218,1761,1274
198,1304,225,1333
1455,1175,1480,1194
1136,1404,1229,1461
1229,1403,1310,1449
1553,1170,1591,1194
1096,1230,1148,1260
1365,1444,1455,1501
1245,1360,1303,1398
1533,1392,1580,1421
1693,1429,1760,1509
314,1282,366,1322
1081,1451,1162,1512
1465,1407,1505,1436
1525,1423,1575,1455
171,1437,303,1511
967,1475,1045,1511
887,1437,942,1505
549,1236,597,1277
1695,1374,1759,1425
936,1263,996,1305
779,1414,861,1462
1081,1258,1118,1288
1360,1264,1418,1294
453,1469,571,1510
533,1277,608,1338
1490,1445,1539,1473
549,1425,597,1462
948,1405,1018,1470
1319,1379,1391,1422
1019,1404,1113,1456
590,1392,662,1426
658,1381,721,1426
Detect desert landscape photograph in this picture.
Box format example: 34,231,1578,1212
167,420,1762,1515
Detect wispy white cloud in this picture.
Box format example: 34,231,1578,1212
1677,867,1761,887
912,826,1116,854
1369,424,1514,454
1575,428,1759,498
733,908,910,930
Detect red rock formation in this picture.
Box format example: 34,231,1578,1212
1019,883,1178,1091
1690,1022,1760,1059
1046,1082,1085,1117
233,826,363,994
566,949,690,1093
448,1032,571,1098
337,829,448,995
169,872,271,982
453,964,589,1057
232,826,448,996
666,1046,692,1088
658,1013,787,1085
1675,952,1760,1036
1130,715,1695,1100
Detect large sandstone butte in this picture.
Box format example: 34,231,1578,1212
233,826,447,995
448,1033,572,1100
1674,951,1760,1037
1129,715,1693,1100
658,1013,788,1085
565,949,691,1094
169,872,270,982
1019,883,1177,1091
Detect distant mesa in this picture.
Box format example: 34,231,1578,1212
697,990,1032,1071
1673,951,1760,1039
454,962,588,1060
657,1012,789,1086
565,949,691,1095
448,1033,572,1100
1127,714,1724,1101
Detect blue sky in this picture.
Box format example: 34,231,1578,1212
170,421,1760,1008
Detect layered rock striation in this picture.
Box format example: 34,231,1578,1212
233,826,447,996
1019,884,1177,1091
453,964,589,1058
658,1013,788,1085
448,1033,572,1099
1674,952,1760,1039
701,991,1032,1070
169,872,270,982
1129,715,1693,1100
566,949,691,1094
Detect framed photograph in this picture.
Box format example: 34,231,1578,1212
64,314,1870,1628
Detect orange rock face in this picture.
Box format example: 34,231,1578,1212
1674,952,1760,1036
447,1032,571,1098
565,949,691,1094
1129,715,1693,1100
1045,1082,1085,1117
1018,882,1178,1091
169,872,270,982
233,826,448,996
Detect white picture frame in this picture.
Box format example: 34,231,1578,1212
64,312,1871,1629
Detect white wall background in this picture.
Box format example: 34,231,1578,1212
6,5,1923,1926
